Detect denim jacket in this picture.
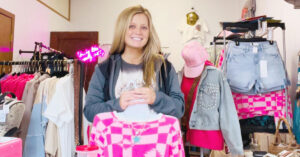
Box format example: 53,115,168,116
178,66,243,155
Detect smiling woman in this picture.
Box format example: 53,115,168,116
84,5,184,122
84,5,185,156
124,13,150,56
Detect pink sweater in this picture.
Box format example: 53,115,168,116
89,112,185,157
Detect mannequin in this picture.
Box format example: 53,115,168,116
114,99,162,122
179,40,243,156
180,40,212,157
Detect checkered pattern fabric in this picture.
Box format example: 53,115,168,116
89,112,185,157
217,48,293,125
216,49,224,69
232,89,293,124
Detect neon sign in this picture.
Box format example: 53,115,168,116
76,45,105,62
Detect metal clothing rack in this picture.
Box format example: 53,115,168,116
0,60,74,65
10,42,85,145
19,42,63,61
220,20,291,124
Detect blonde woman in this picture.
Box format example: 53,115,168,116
84,5,184,122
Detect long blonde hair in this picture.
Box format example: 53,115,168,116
110,5,164,87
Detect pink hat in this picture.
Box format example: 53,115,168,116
181,40,209,78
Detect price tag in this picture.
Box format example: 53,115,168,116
260,60,268,78
267,28,273,40
253,47,258,53
0,110,6,123
3,104,9,114
262,21,267,32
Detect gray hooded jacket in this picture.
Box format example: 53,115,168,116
84,54,184,122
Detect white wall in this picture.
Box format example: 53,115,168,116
1,0,241,70
70,0,242,71
255,0,300,106
0,0,72,60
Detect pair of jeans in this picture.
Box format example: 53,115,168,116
225,41,289,95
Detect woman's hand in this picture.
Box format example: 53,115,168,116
119,90,144,110
133,87,156,105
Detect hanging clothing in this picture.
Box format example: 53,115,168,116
19,73,50,147
44,75,75,157
241,0,256,19
23,77,52,157
225,41,289,94
205,46,223,66
0,97,25,137
232,89,293,125
181,75,224,150
178,66,243,155
178,18,209,46
0,73,34,100
44,77,62,157
89,112,185,157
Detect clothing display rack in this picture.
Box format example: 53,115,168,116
10,42,85,145
0,60,73,65
220,20,291,124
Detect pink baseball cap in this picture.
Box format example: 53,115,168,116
181,40,209,78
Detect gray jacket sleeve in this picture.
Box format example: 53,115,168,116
84,65,123,122
150,65,185,119
219,73,244,155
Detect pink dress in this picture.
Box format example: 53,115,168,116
89,112,185,157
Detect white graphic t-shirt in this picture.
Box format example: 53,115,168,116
114,58,160,122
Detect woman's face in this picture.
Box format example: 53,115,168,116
124,13,150,51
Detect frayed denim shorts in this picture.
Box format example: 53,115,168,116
225,41,289,95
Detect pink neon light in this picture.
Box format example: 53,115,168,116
0,47,11,53
76,45,105,62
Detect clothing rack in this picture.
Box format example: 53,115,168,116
221,21,285,31
0,60,74,65
221,21,286,65
0,58,85,145
19,42,63,62
35,42,63,54
220,20,290,124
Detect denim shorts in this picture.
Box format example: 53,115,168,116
225,41,289,95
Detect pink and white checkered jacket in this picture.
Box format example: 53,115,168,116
89,112,185,157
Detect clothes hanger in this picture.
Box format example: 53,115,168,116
232,37,273,46
0,62,7,78
50,60,68,78
0,63,5,79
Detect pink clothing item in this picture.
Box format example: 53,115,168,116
0,75,14,92
205,60,214,66
182,40,209,78
181,73,224,150
217,48,293,125
187,130,224,150
217,49,225,69
232,89,293,124
89,112,185,157
0,74,34,100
